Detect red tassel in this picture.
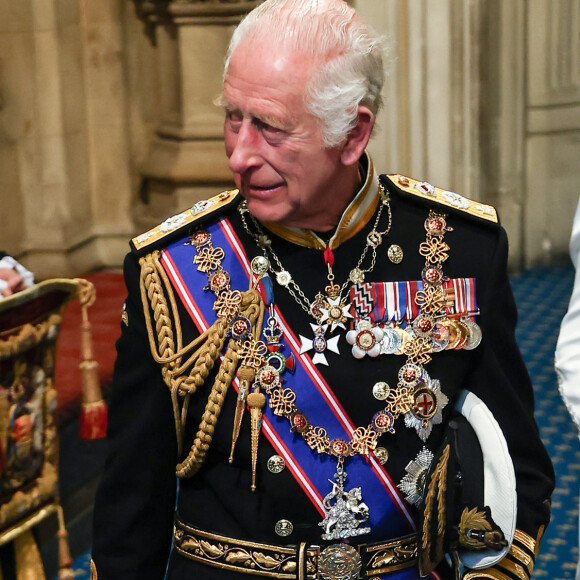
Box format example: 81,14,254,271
80,400,108,440
323,245,335,267
74,279,108,439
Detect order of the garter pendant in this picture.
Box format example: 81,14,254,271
319,462,371,541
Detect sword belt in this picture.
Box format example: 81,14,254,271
174,517,418,579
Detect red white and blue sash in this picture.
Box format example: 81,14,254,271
159,217,441,580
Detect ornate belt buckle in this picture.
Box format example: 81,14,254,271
319,544,362,580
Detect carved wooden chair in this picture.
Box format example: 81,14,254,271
0,279,105,580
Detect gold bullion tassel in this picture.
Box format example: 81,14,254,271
229,366,255,462
248,387,266,492
75,278,107,440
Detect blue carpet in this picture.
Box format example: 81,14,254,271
512,263,579,579
59,263,579,579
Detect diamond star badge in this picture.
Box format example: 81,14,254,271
404,370,448,442
299,324,340,366
397,447,434,507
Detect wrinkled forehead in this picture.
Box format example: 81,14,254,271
225,37,320,97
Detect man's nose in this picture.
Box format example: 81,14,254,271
228,121,262,174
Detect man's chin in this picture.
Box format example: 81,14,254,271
244,198,291,225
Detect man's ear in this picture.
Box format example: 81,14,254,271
340,105,375,166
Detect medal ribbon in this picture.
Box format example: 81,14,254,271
352,278,477,325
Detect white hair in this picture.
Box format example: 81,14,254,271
224,0,388,147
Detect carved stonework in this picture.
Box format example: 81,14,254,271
133,0,259,39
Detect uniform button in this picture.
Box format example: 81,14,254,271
374,447,389,464
267,455,286,474
275,519,293,537
388,244,404,264
372,381,390,401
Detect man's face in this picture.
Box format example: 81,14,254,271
222,41,345,229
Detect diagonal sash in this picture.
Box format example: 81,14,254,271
159,217,442,580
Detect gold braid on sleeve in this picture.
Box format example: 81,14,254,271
138,251,264,476
462,527,543,580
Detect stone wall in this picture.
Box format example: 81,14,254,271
0,0,578,278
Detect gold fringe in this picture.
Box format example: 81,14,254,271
420,444,450,574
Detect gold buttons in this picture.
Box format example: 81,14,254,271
372,382,390,401
388,244,403,264
275,519,293,537
267,455,286,474
374,447,389,464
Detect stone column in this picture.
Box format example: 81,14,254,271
0,0,135,279
131,0,259,232
357,0,484,199
524,0,580,267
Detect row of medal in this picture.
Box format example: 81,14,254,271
298,306,482,366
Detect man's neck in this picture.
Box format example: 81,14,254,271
283,164,364,232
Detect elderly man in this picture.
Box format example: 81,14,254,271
92,1,554,579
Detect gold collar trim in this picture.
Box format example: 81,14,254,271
261,153,379,251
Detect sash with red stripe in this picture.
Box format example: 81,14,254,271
159,217,443,580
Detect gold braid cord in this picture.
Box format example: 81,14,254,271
139,249,264,476
462,528,542,580
419,443,450,574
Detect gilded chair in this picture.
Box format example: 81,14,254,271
0,279,105,580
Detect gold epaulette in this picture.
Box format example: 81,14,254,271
130,189,241,255
385,174,498,224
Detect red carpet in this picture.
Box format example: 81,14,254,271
55,271,126,425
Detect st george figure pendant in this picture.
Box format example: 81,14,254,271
319,462,371,541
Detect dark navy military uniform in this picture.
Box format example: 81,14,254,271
92,166,554,579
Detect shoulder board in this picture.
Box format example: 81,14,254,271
130,189,241,256
382,174,498,224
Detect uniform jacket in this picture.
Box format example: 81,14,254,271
92,162,554,579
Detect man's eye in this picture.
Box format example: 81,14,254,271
225,110,243,130
256,120,285,143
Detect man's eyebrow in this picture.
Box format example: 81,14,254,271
253,113,289,131
217,97,290,131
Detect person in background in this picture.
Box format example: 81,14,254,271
555,197,580,580
92,1,554,578
0,252,34,299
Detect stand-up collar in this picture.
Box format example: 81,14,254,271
260,153,379,251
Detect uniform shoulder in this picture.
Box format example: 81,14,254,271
130,189,241,256
380,174,499,225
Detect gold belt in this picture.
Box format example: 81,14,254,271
173,518,417,579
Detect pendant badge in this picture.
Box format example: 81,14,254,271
299,324,340,366
319,463,371,541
